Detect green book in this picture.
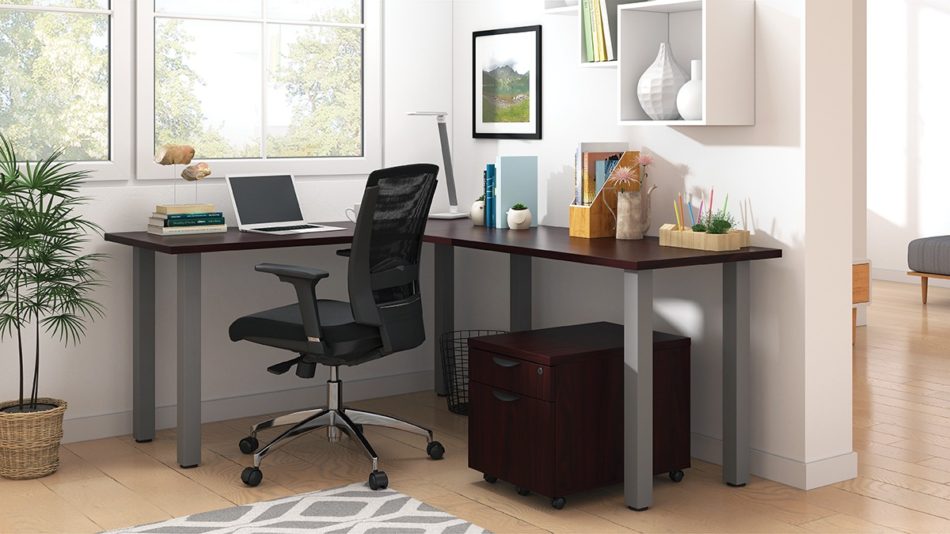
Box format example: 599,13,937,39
581,0,594,62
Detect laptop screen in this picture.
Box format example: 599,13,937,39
229,175,304,225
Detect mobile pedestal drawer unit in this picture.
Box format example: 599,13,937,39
467,322,691,510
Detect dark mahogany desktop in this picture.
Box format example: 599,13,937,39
105,219,781,510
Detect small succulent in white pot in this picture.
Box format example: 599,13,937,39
506,203,532,230
470,195,485,226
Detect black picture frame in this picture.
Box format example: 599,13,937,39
472,25,542,140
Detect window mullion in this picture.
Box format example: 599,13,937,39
260,18,267,159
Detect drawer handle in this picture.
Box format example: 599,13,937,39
492,390,520,402
492,356,521,368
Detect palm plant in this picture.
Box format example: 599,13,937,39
0,134,105,413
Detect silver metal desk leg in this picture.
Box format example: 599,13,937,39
433,244,454,396
177,253,202,468
510,254,532,332
624,270,653,511
133,248,155,443
723,261,750,487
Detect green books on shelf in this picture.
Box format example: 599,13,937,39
581,0,594,62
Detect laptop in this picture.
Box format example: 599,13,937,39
225,174,343,235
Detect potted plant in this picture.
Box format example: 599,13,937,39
471,195,485,226
0,134,105,479
506,203,532,230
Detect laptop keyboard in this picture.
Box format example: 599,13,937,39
257,224,319,232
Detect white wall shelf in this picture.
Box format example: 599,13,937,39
617,0,755,126
544,0,579,15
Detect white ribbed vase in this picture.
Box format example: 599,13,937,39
636,42,688,120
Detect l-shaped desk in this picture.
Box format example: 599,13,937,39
105,220,781,511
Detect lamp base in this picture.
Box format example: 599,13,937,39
429,212,470,220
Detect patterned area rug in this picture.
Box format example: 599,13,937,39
106,483,487,534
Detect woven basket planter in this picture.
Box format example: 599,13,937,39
0,398,66,480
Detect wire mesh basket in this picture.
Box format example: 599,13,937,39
440,330,507,415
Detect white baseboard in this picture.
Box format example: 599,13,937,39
61,370,434,444
690,432,857,489
874,267,950,289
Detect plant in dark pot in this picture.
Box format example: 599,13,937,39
0,134,105,479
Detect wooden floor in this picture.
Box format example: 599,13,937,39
3,280,950,533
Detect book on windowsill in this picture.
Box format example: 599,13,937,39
148,216,226,227
151,211,223,220
155,203,216,215
146,224,227,236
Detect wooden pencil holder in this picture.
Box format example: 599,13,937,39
658,224,750,252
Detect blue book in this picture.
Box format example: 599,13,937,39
595,160,607,198
486,164,496,228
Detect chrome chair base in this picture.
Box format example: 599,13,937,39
238,366,444,489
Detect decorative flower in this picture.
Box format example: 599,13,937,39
607,166,640,193
639,154,654,166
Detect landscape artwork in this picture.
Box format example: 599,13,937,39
473,25,542,139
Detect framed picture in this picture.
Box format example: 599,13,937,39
472,25,542,140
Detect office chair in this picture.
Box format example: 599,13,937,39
229,164,443,490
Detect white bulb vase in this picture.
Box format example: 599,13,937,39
636,42,688,120
676,60,703,121
506,208,532,230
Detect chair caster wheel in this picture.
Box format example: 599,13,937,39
483,474,498,484
238,436,259,454
368,470,389,490
241,467,262,487
426,441,445,460
551,497,566,510
516,487,530,496
669,470,685,483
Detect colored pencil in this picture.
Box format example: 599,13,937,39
722,194,729,216
673,200,681,229
708,188,715,220
688,194,695,226
678,193,686,230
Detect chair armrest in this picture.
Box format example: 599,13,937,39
255,263,330,282
255,263,330,345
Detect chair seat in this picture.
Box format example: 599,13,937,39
229,300,382,361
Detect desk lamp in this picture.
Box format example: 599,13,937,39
408,111,468,219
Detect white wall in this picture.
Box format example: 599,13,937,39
0,0,455,443
449,0,854,489
868,0,950,287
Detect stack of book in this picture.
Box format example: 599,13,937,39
582,0,615,63
147,203,227,236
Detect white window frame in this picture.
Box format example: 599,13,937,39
134,0,382,180
0,2,134,182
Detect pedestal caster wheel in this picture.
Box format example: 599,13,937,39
669,470,685,483
238,436,259,454
483,474,497,484
426,441,445,460
516,487,530,496
551,497,566,510
241,467,262,487
368,470,389,490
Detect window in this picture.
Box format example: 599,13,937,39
0,1,132,179
136,0,381,179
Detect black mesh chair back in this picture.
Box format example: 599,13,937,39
347,164,438,353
